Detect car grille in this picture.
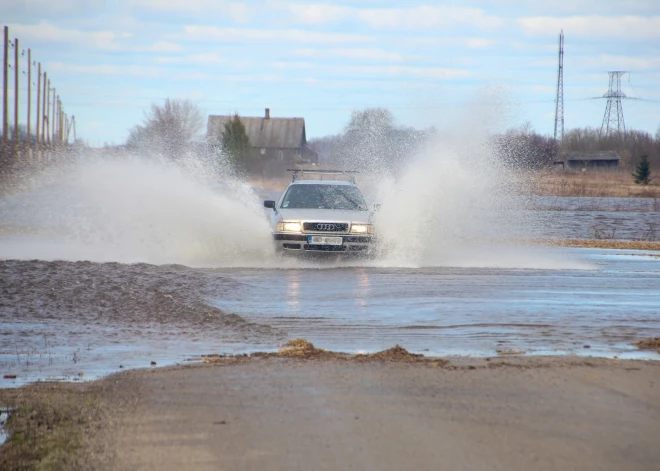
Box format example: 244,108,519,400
303,222,349,233
304,244,347,252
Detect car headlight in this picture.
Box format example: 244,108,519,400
350,224,373,234
278,222,302,232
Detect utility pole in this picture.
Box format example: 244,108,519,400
51,87,56,146
44,77,49,145
13,37,18,152
58,98,63,144
62,112,67,144
600,71,627,136
553,30,564,142
70,115,76,142
53,95,62,144
27,48,31,156
66,115,76,143
2,26,8,150
36,62,40,155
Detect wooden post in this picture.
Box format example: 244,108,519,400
36,63,40,156
44,78,49,145
13,37,18,153
2,26,8,149
26,49,31,157
51,88,56,147
57,98,62,144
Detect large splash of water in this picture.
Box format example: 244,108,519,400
0,154,276,267
371,135,545,266
0,102,588,270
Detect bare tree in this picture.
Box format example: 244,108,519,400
127,98,204,159
332,108,430,175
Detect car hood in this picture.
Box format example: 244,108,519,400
277,208,372,224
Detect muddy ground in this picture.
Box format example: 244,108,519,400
1,354,659,471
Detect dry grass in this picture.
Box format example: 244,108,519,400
538,239,660,251
0,384,107,471
527,169,660,198
634,338,660,350
250,339,447,364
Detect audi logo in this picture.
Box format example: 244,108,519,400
316,223,336,231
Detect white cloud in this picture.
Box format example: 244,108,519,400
399,36,497,51
357,5,504,30
518,15,660,40
143,41,185,53
465,38,496,49
1,0,104,17
126,0,251,22
348,65,471,80
47,62,162,78
278,3,504,30
181,26,372,44
470,0,660,16
293,48,404,61
529,85,557,94
152,53,254,70
9,21,131,50
175,72,215,80
280,4,352,25
270,61,470,80
570,55,660,71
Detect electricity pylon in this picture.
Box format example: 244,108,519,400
600,71,627,136
553,30,564,142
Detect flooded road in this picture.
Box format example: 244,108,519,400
0,158,658,387
2,247,658,387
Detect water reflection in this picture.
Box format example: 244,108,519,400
354,267,371,314
286,270,301,313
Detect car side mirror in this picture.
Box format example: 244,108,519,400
264,200,276,210
373,203,381,212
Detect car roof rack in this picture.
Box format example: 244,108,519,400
287,168,360,184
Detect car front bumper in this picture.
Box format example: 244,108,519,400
273,233,374,253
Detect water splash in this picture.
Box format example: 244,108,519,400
0,154,276,267
0,94,592,271
367,97,589,270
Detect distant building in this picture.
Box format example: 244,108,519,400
554,150,621,170
207,108,318,175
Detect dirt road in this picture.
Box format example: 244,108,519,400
98,356,659,471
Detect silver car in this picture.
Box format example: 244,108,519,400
263,171,376,254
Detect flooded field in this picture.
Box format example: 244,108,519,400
529,196,659,240
0,157,658,388
1,247,659,387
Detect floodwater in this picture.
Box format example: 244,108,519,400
0,156,658,387
1,247,658,387
529,196,659,240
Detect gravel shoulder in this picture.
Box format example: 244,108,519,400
2,355,659,471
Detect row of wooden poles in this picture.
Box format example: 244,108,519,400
1,25,75,158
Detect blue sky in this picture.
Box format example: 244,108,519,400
3,0,659,146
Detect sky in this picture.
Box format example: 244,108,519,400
2,0,659,147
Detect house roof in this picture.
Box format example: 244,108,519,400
207,114,306,148
563,150,621,161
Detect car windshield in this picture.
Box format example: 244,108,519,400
281,184,368,211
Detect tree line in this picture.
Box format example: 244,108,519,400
310,114,659,174
123,98,658,177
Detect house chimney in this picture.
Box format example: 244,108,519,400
265,108,270,119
